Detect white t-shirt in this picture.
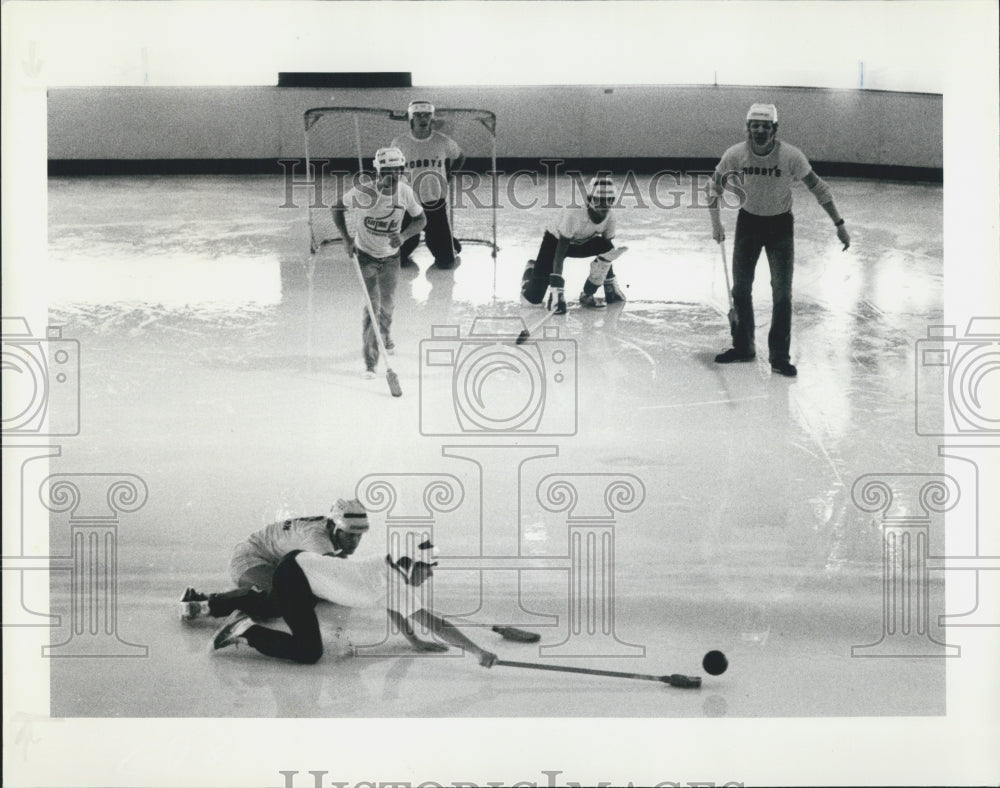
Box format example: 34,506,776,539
342,179,423,259
547,204,617,245
390,131,462,203
243,518,334,564
295,553,424,617
714,140,813,217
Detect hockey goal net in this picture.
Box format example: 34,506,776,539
303,106,497,258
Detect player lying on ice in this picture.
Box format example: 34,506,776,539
179,498,370,622
520,174,626,314
209,539,501,667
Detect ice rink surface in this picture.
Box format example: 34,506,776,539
41,172,948,718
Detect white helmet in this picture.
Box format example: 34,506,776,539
746,103,778,124
407,100,435,118
588,174,616,203
373,147,406,172
329,498,369,535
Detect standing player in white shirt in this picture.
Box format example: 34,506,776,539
391,100,465,270
708,103,851,377
520,175,626,315
332,147,426,378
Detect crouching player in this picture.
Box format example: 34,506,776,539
520,175,626,314
210,540,499,668
179,498,370,622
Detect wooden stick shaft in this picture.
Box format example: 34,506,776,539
495,658,663,683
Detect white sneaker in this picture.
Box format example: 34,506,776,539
211,611,254,651
362,368,377,380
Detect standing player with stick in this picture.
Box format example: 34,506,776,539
332,147,426,380
520,175,626,315
391,100,465,271
708,103,851,377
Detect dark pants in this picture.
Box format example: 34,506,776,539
731,210,795,364
521,232,616,304
242,551,324,664
208,587,280,620
400,199,459,268
359,249,399,370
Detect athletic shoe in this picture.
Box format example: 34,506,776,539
604,279,627,304
579,292,605,309
211,611,254,651
714,348,756,363
400,256,418,269
362,368,377,380
771,360,798,377
385,339,395,356
554,297,568,316
179,587,210,621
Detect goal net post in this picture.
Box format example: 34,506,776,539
303,106,498,259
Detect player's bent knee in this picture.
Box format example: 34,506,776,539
296,643,324,664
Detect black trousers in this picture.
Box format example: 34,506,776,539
731,210,795,363
521,232,616,304
400,199,459,268
241,551,324,664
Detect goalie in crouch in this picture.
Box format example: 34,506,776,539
520,175,626,314
210,539,500,668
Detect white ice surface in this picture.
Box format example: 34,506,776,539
36,173,950,719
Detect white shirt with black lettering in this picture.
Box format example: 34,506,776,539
390,131,462,203
342,180,423,259
715,140,812,216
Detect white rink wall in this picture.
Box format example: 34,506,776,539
48,84,941,168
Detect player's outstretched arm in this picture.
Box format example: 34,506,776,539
389,609,449,652
802,170,850,250
411,609,498,667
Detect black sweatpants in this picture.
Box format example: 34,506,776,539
400,199,459,268
242,551,324,664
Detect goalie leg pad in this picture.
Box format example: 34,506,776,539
521,261,548,305
586,257,613,287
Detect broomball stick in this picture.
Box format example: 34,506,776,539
349,251,402,397
719,239,737,337
493,658,702,688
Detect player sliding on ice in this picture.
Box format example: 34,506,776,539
520,175,626,314
331,147,426,380
210,539,501,667
179,498,370,622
